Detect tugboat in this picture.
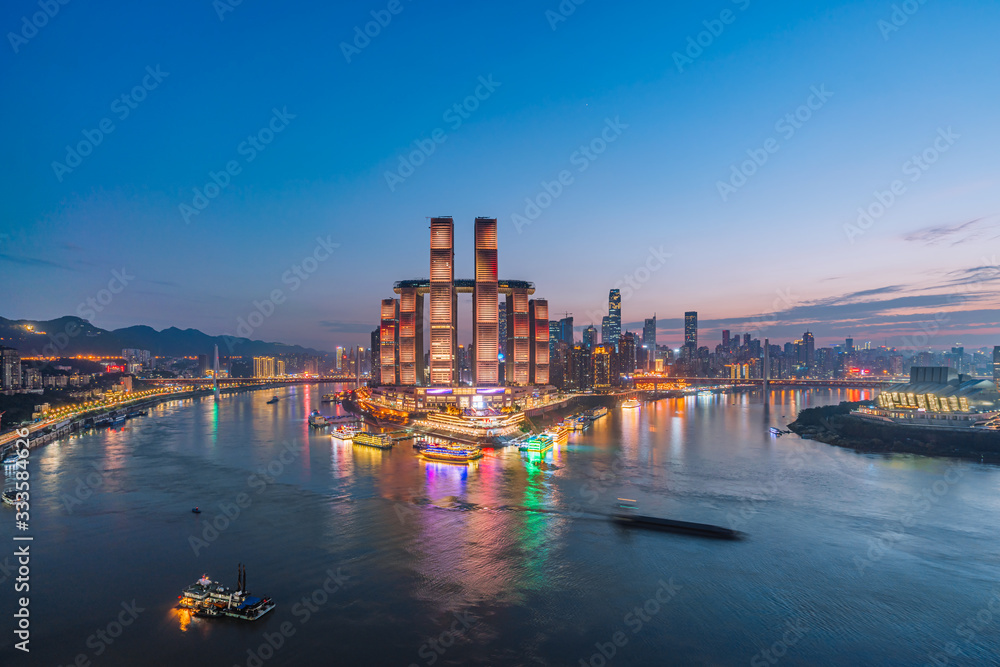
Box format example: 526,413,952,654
266,396,279,404
308,410,330,428
178,564,275,621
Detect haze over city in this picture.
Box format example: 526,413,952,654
3,0,999,351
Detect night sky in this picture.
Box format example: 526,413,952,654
2,0,998,352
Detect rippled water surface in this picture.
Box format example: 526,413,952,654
2,385,999,666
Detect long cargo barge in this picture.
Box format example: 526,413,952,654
611,513,742,540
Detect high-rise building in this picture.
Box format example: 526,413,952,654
370,329,380,383
559,316,574,345
505,286,530,385
684,311,698,349
473,217,499,385
593,344,613,387
398,286,424,385
549,322,560,357
380,298,399,385
1,346,21,390
253,356,275,378
993,346,1000,390
274,359,286,377
803,331,815,369
618,332,637,381
529,299,549,385
335,346,344,371
642,316,657,372
846,337,854,353
601,316,612,345
429,217,457,385
583,325,598,350
608,289,621,348
498,299,508,361
722,330,730,349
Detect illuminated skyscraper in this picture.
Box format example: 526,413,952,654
473,217,499,385
429,217,457,385
583,324,597,350
608,289,621,347
380,298,399,385
505,286,530,385
993,346,1000,390
643,316,656,371
529,298,549,385
803,331,815,369
398,286,424,385
684,311,698,349
601,316,611,344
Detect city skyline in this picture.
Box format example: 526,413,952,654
3,2,999,351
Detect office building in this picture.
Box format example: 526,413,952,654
583,325,598,350
429,217,457,385
684,311,698,349
473,217,499,385
601,316,612,345
994,346,1000,390
380,298,399,385
642,316,656,370
399,285,424,385
506,285,530,385
608,289,621,347
559,315,574,345
0,346,20,390
803,331,815,369
529,299,549,385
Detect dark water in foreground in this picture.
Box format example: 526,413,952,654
2,385,999,666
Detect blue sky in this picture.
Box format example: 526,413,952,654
2,0,998,352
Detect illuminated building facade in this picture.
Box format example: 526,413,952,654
529,299,549,385
506,286,530,385
608,289,621,348
473,217,499,385
380,298,399,385
253,356,275,378
429,217,457,385
684,311,698,349
398,286,424,385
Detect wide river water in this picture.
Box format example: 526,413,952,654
2,385,999,666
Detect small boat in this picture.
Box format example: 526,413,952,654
330,425,358,442
2,453,21,466
622,399,641,409
769,427,782,436
419,441,483,463
267,396,279,404
2,490,17,506
110,414,126,425
192,507,202,514
178,565,275,621
308,410,330,427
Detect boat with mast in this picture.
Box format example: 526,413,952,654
178,564,275,621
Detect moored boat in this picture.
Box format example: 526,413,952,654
3,452,22,466
308,410,330,427
622,399,641,409
419,441,483,463
330,425,358,442
352,431,393,450
520,433,554,454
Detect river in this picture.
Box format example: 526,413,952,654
1,385,997,666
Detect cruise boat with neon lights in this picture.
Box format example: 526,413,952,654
520,433,554,454
622,399,641,409
352,431,394,450
543,423,569,441
178,565,275,621
330,425,358,442
418,440,483,463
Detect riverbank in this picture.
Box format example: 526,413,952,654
788,401,1000,462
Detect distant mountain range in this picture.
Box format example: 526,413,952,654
0,316,330,358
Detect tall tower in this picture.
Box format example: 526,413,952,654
429,217,457,385
529,299,549,385
473,217,499,385
684,311,698,349
993,346,1000,391
379,298,399,385
398,286,424,385
505,287,530,385
608,289,621,348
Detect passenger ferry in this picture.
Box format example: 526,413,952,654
520,433,554,454
352,432,394,450
586,406,609,420
330,425,358,442
622,399,641,409
544,423,569,441
178,565,274,621
419,441,483,463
